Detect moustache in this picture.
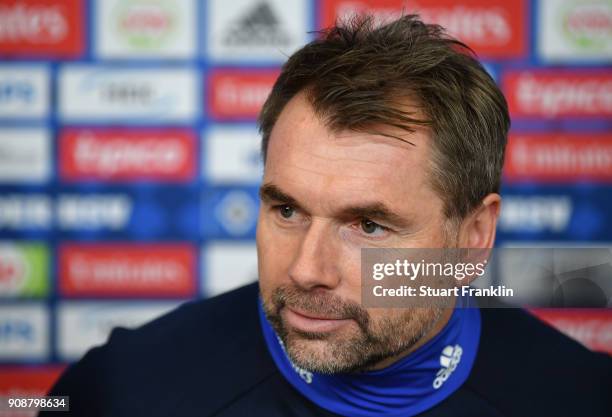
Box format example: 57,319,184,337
270,285,370,331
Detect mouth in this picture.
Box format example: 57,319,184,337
282,306,353,333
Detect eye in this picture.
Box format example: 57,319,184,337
278,205,295,219
360,219,387,235
271,204,306,226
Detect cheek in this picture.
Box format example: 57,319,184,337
256,213,299,293
338,246,363,298
367,306,438,341
366,308,414,339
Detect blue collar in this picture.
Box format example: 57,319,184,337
259,298,481,417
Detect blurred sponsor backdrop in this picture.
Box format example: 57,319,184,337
0,0,610,404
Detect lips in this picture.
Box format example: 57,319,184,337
282,306,353,333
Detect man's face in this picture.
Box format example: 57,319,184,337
257,92,453,374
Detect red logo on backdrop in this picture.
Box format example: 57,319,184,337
59,129,197,182
319,0,527,58
0,0,84,57
504,133,612,182
0,366,65,397
208,70,279,119
504,71,612,118
530,309,612,355
58,243,197,297
0,254,26,289
564,3,612,45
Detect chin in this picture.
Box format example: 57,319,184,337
283,329,372,374
285,338,349,374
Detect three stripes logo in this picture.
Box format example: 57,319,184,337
222,1,290,47
433,344,463,389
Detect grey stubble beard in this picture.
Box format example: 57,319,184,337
262,285,444,374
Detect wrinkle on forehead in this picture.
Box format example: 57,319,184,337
264,92,437,213
267,93,428,164
267,127,427,184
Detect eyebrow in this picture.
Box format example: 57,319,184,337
259,183,412,229
339,204,412,229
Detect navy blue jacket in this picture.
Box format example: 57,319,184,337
42,283,611,417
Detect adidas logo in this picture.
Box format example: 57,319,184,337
223,1,290,47
433,344,463,389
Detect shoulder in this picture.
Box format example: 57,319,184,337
102,281,266,368
46,283,278,417
465,308,612,416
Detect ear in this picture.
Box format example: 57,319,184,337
458,193,501,249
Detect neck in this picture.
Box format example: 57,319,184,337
258,294,481,417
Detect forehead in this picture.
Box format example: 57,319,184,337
264,93,438,212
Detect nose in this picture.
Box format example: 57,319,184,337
287,219,340,291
